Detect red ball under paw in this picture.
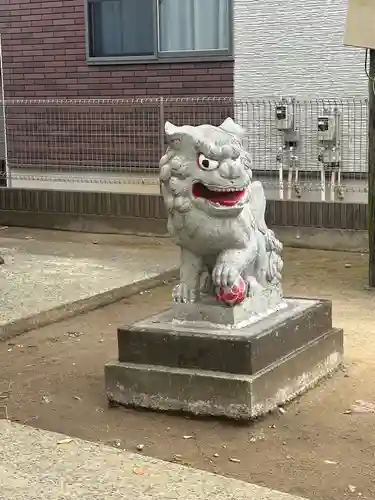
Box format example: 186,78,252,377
216,277,247,306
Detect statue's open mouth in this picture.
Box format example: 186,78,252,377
192,183,246,207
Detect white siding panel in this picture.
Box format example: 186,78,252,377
234,0,366,99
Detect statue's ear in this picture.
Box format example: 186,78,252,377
219,117,245,138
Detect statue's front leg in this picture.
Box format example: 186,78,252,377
212,241,257,289
212,239,265,304
172,247,203,303
212,252,242,289
212,248,252,305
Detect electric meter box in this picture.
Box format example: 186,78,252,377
317,115,337,142
275,103,293,131
344,0,375,49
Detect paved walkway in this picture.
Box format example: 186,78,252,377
0,420,308,500
0,227,178,339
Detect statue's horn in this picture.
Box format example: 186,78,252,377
219,117,245,138
165,121,180,137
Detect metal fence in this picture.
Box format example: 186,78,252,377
1,97,369,202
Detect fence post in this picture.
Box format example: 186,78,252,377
159,96,165,158
0,32,10,188
368,50,375,287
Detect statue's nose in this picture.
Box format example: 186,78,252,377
219,161,242,180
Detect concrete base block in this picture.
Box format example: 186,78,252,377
172,283,283,325
105,298,344,420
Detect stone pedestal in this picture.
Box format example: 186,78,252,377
105,297,343,420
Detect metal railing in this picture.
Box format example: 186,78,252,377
2,97,369,202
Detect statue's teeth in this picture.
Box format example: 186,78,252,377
208,186,244,192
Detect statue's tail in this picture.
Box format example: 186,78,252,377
265,229,283,282
249,181,283,282
265,228,283,255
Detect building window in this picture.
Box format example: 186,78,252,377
87,0,232,62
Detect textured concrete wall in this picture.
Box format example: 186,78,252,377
233,0,369,180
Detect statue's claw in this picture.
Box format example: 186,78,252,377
246,276,263,298
172,283,197,304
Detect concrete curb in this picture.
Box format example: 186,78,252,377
0,420,309,500
0,268,178,341
273,226,368,253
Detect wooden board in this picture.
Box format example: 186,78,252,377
344,0,375,50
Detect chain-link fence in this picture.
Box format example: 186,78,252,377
1,97,369,201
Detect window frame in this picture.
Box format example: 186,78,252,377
84,0,233,65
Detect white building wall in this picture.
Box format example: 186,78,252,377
233,0,368,201
234,0,366,99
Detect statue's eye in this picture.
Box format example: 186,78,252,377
197,154,219,171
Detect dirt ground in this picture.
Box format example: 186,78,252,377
0,248,374,500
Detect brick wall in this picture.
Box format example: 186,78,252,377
6,100,236,172
1,0,234,99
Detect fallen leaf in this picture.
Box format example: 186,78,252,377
67,331,84,338
349,400,375,414
132,467,146,476
106,439,121,448
57,438,73,445
249,431,266,443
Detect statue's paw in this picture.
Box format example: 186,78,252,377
212,264,240,288
172,283,196,304
246,277,264,298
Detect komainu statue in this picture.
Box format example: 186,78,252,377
159,117,283,308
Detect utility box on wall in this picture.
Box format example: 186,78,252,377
344,0,375,49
